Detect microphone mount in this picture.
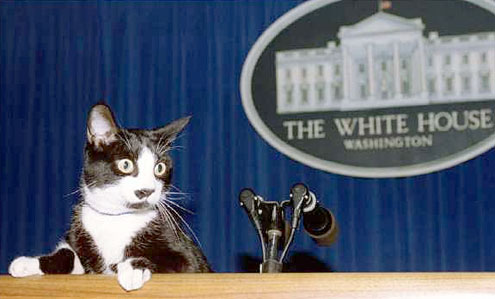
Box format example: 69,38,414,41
239,183,336,273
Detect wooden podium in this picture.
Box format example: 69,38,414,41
1,273,495,298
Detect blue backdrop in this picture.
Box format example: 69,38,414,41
1,0,495,273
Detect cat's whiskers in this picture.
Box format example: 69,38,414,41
119,131,134,153
157,201,187,241
168,184,186,194
157,132,187,156
157,142,175,157
165,196,187,202
156,131,180,156
155,133,170,156
155,138,164,156
113,115,133,153
166,191,188,196
167,133,188,151
63,181,97,199
155,202,180,240
171,132,187,143
164,145,185,153
64,189,82,198
159,199,202,248
162,196,195,215
165,189,190,201
155,202,172,229
164,189,192,202
158,200,192,242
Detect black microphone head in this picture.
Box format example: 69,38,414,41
239,188,256,211
238,188,264,231
291,183,308,198
290,183,310,212
303,206,338,246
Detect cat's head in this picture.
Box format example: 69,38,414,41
81,103,190,215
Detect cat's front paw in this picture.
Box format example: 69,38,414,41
9,256,43,277
117,260,152,291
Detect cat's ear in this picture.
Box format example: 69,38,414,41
153,116,191,144
86,103,119,148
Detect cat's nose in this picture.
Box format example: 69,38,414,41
135,188,155,200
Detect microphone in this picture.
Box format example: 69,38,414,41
302,190,338,247
238,183,337,273
289,183,310,228
239,188,262,231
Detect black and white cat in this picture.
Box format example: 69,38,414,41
9,103,211,291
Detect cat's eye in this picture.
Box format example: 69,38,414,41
154,162,167,177
117,159,134,174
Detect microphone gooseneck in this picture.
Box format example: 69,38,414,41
239,188,267,260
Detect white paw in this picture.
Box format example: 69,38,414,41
9,256,43,277
117,261,151,291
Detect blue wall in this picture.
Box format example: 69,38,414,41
1,0,495,273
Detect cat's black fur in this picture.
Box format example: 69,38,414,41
64,202,211,274
10,103,211,290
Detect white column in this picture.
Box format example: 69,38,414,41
294,66,301,111
276,68,283,112
348,55,354,100
342,46,350,101
367,44,375,101
453,53,462,97
308,66,314,109
490,50,495,94
393,42,402,99
472,52,479,95
418,39,428,98
327,64,334,105
435,54,442,100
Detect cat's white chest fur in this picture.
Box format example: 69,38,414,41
81,206,157,273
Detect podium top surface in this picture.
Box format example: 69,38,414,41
1,272,494,298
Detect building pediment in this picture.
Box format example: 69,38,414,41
338,12,424,39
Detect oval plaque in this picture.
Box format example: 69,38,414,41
240,0,495,178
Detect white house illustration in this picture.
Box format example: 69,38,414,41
275,12,495,113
